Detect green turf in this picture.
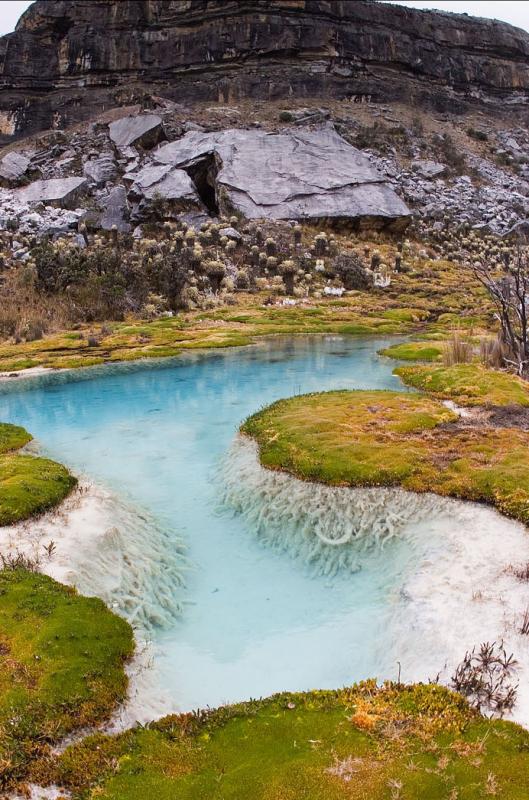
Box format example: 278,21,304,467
36,684,529,799
242,389,529,524
379,341,444,362
0,453,77,525
394,363,529,406
0,569,134,791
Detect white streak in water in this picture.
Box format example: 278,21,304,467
0,481,189,630
220,436,529,728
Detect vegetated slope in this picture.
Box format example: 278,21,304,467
30,683,529,799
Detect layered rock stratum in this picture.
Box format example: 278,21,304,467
1,0,528,142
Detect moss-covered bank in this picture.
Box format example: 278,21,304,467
0,422,76,525
378,340,444,362
395,363,529,407
0,568,134,791
242,388,529,524
29,682,529,799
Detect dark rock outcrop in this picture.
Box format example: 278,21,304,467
0,0,528,143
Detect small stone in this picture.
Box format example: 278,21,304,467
218,226,242,241
411,160,447,179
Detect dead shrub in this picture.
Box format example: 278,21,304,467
451,641,518,717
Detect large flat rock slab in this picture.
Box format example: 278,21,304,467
155,127,410,226
109,114,163,149
127,163,199,202
17,176,88,207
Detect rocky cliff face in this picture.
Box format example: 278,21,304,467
0,0,528,142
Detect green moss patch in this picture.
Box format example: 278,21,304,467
0,454,76,526
0,422,76,525
379,341,444,362
395,363,529,406
0,569,133,791
0,299,421,373
242,389,529,524
0,422,32,454
33,683,529,799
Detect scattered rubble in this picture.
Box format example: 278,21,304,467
0,104,528,239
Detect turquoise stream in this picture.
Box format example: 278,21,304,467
0,336,437,710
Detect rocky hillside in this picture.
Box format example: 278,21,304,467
1,0,528,142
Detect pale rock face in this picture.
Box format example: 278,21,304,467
154,126,411,227
16,177,88,208
127,163,201,204
108,114,163,150
0,151,31,183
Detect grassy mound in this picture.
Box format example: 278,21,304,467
0,568,134,791
242,389,529,523
395,363,529,407
32,683,529,799
0,422,32,453
0,454,77,525
0,422,76,525
379,341,444,362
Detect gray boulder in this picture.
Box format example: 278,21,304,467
17,177,88,208
219,226,242,241
100,185,131,232
412,160,447,179
83,151,117,186
154,126,410,227
109,114,163,149
0,151,32,183
128,163,201,204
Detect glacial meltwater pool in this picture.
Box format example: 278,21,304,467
3,335,529,724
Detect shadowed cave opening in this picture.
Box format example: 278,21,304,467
185,153,220,215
